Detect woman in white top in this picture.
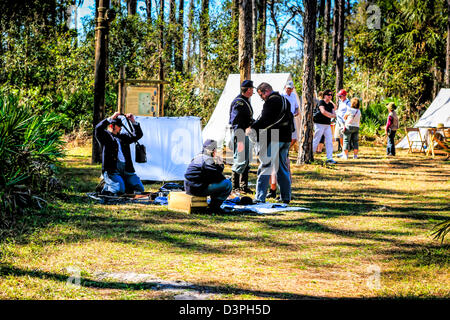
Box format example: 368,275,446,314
342,97,361,159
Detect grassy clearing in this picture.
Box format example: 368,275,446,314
0,143,449,299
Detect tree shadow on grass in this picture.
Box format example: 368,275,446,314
0,264,327,300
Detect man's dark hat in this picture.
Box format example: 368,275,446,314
241,80,255,89
203,139,217,152
110,118,123,127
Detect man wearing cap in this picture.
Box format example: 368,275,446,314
184,139,232,212
247,82,294,203
282,80,300,146
335,89,351,156
95,111,145,195
228,79,255,193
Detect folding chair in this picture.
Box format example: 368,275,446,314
405,128,426,154
427,128,450,159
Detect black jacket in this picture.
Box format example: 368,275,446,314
251,91,293,143
95,118,143,174
229,94,254,131
184,153,226,195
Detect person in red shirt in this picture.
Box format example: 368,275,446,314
385,102,399,156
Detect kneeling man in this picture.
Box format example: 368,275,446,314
184,140,232,212
95,112,145,195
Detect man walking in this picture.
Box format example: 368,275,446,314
229,80,255,193
247,82,294,203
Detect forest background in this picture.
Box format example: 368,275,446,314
0,0,449,225
1,0,448,137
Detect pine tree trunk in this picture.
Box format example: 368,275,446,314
332,1,338,62
316,0,325,86
145,0,152,22
175,0,185,74
200,0,209,88
159,0,165,115
252,0,258,66
297,0,317,165
335,0,345,92
253,0,266,73
239,0,252,82
168,0,176,67
186,0,194,73
321,0,331,89
92,0,111,164
127,0,137,15
446,0,450,87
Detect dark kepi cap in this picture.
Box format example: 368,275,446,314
110,118,123,127
241,80,255,89
203,139,217,152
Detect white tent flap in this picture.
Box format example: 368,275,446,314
125,116,203,181
397,88,450,148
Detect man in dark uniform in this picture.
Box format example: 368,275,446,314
184,139,232,213
229,80,255,193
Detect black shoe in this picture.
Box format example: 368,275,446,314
276,197,290,204
267,189,277,199
231,171,240,191
208,205,226,214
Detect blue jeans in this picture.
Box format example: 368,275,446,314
196,179,233,205
256,141,291,202
103,161,145,194
387,130,396,155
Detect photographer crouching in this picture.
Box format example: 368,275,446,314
95,111,145,195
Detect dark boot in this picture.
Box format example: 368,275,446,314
239,167,253,193
231,171,240,192
267,188,277,199
208,200,226,214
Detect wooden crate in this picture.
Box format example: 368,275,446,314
167,192,208,214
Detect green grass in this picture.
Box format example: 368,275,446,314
0,143,449,299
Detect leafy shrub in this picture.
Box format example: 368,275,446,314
0,94,64,227
359,97,407,141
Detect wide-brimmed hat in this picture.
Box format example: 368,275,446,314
437,123,444,129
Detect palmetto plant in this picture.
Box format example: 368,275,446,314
431,220,450,244
0,94,64,227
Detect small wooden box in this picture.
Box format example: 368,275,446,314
168,192,208,214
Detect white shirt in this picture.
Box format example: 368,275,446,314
108,116,126,162
282,91,300,115
337,98,350,123
344,108,361,127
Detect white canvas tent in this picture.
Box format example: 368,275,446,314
124,116,203,181
202,73,302,147
397,88,450,149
